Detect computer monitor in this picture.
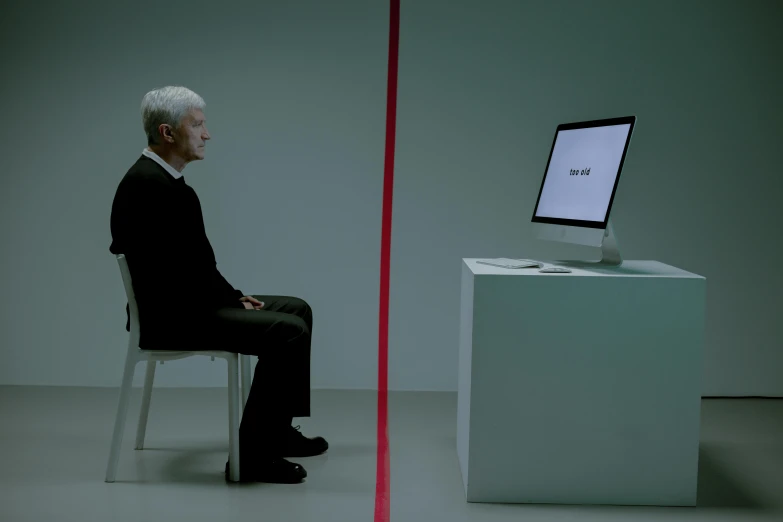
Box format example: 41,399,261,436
531,116,635,265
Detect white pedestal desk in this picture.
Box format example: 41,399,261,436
457,259,705,506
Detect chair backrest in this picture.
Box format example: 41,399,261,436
116,254,141,338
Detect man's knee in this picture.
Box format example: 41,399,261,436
292,297,312,316
301,299,313,330
288,297,313,327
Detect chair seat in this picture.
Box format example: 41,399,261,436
141,350,236,361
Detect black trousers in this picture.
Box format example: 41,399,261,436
198,295,313,459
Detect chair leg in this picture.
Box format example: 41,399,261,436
135,359,156,450
105,348,139,483
227,355,241,482
240,354,251,411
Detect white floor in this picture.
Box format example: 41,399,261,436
0,387,780,522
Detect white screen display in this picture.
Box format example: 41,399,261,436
535,124,631,222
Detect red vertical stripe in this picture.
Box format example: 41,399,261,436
376,1,400,522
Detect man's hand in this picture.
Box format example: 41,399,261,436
239,296,265,310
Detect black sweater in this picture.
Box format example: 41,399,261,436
110,155,245,348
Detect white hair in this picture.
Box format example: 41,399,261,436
141,86,206,145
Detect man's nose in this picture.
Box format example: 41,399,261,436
203,126,211,140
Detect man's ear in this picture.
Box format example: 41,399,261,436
159,124,175,143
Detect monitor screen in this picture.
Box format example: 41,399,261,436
532,117,634,228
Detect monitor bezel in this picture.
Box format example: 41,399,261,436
531,116,636,230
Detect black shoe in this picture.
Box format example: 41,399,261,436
225,457,307,484
280,425,329,457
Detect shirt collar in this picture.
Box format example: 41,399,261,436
142,148,183,179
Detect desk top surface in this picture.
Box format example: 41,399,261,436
464,259,704,279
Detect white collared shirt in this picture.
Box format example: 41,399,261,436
142,148,183,179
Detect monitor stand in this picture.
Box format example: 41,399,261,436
555,219,623,269
599,219,622,266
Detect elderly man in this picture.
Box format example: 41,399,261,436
109,86,327,483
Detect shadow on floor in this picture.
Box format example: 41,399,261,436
696,444,766,509
111,446,229,486
115,443,376,494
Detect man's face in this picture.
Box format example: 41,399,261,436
174,108,210,161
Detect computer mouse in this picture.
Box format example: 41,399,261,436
539,267,572,273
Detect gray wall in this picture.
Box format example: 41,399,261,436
0,0,389,389
1,0,781,395
389,0,782,396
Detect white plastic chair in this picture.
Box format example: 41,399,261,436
105,254,253,483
